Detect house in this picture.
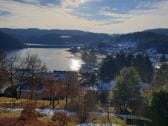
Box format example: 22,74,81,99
16,82,43,99
16,70,78,99
52,71,78,81
52,71,67,81
81,85,98,92
140,83,150,96
37,71,53,79
16,69,78,81
97,80,115,91
15,69,31,78
79,64,95,74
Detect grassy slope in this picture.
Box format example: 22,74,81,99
0,97,125,126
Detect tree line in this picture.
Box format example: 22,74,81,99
98,52,168,126
99,51,153,83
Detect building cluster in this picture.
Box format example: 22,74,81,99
15,66,117,99
92,42,168,70
14,45,168,99
15,69,77,99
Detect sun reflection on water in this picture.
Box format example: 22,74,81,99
70,59,82,71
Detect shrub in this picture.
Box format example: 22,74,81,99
19,102,38,120
67,100,80,112
16,119,44,126
0,117,17,126
52,112,68,126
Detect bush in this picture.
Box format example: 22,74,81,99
16,119,44,126
0,117,44,126
52,112,68,126
67,100,80,112
0,117,17,126
0,103,69,126
0,102,60,126
19,103,38,120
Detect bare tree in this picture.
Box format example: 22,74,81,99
23,54,47,99
6,55,19,88
64,72,79,109
43,77,64,109
16,59,28,99
0,50,8,89
77,90,98,123
0,50,7,70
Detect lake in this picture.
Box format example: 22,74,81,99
7,48,84,71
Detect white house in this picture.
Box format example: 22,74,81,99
80,64,95,74
15,69,31,78
98,80,115,91
140,83,151,95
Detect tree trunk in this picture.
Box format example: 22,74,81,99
65,82,70,110
10,73,13,88
30,78,35,100
50,99,52,105
65,94,68,109
18,81,22,99
52,95,55,110
30,85,33,99
57,98,60,104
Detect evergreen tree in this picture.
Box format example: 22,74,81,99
153,63,168,87
89,73,98,85
132,54,153,82
160,54,167,62
111,67,142,114
115,51,127,72
99,55,116,82
126,53,134,66
148,90,168,126
99,53,153,83
99,53,128,82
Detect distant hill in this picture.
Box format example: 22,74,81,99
144,28,168,36
111,31,168,53
0,28,168,53
0,28,111,46
0,31,24,49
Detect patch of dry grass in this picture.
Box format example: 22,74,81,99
0,111,20,118
0,97,66,109
91,115,125,126
0,97,125,126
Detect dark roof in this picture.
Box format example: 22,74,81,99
16,82,42,92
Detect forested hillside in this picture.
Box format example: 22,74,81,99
0,31,24,49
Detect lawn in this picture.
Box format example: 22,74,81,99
0,111,125,126
0,97,66,109
0,111,77,126
0,97,126,126
91,115,125,126
0,111,20,118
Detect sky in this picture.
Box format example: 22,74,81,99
0,0,168,33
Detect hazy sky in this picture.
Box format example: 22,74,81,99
0,0,168,33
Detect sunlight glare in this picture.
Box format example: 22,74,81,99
70,59,82,71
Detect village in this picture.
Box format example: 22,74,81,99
0,47,167,126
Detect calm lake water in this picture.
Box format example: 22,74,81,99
7,48,83,71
